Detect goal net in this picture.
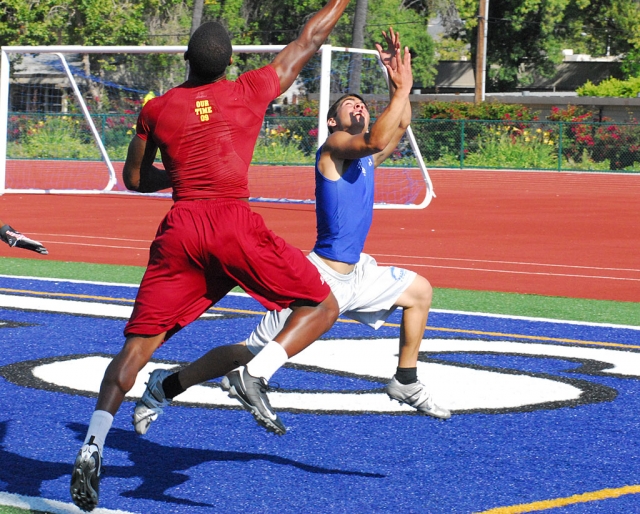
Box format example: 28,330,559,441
0,45,433,209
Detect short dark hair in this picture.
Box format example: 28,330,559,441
184,22,232,81
326,93,367,132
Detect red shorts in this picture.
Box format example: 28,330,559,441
124,198,330,338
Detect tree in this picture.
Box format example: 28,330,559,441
349,0,369,93
201,0,435,86
447,0,640,91
364,0,436,87
0,0,187,47
0,0,71,45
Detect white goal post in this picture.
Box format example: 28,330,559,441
0,44,434,209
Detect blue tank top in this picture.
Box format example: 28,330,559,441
312,146,375,264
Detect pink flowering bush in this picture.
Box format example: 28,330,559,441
548,106,640,170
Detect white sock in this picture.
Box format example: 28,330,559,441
246,340,288,381
83,410,113,454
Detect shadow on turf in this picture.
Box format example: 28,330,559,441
0,421,71,498
59,423,384,508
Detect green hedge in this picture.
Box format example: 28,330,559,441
577,76,640,98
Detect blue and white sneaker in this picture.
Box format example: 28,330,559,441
386,377,451,419
221,366,286,436
70,443,102,512
132,368,173,435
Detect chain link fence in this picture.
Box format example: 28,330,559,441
411,119,640,172
6,113,640,172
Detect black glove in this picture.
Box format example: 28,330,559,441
0,224,48,255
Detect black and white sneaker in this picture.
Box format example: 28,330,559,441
132,368,173,435
0,224,48,254
221,366,286,436
70,443,102,512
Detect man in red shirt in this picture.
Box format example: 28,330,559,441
70,2,349,511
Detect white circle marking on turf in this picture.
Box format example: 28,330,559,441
30,337,637,413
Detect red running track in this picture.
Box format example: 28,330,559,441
1,169,639,302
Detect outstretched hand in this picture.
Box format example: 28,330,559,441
375,27,400,72
376,27,412,94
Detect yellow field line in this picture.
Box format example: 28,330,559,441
2,287,637,349
478,484,640,512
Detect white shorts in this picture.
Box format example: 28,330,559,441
246,251,416,354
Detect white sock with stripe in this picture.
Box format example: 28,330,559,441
83,410,113,454
246,340,288,382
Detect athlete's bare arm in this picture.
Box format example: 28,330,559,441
319,39,413,178
269,0,351,93
122,136,171,193
373,28,412,167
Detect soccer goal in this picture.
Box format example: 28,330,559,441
0,45,434,209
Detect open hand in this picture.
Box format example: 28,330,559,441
375,27,412,94
375,27,400,72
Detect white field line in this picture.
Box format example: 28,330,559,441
374,253,640,273
0,491,135,514
377,261,640,282
0,294,219,319
0,275,638,331
431,308,640,332
20,233,640,274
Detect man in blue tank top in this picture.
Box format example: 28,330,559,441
132,28,449,438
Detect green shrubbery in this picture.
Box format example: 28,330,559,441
253,123,314,165
6,101,640,172
577,76,640,98
548,105,640,170
463,125,558,169
7,115,101,160
419,101,538,121
416,103,640,171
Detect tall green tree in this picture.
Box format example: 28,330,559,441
364,0,436,86
202,0,435,86
0,0,70,45
0,0,187,47
448,0,640,91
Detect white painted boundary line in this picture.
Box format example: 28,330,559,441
0,294,220,319
0,491,135,514
0,275,638,331
375,253,640,273
432,308,640,332
0,294,134,318
376,260,640,282
0,274,246,296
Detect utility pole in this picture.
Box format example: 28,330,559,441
186,0,205,80
190,0,204,36
474,0,488,104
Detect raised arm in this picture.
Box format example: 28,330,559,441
323,37,413,161
122,136,171,193
373,28,412,167
269,0,351,93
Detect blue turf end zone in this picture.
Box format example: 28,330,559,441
0,276,639,513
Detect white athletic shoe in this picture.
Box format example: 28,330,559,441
132,368,173,435
386,377,451,419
